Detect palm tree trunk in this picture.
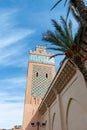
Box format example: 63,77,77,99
73,55,87,81
72,0,87,80
74,28,87,81
74,0,85,11
71,0,87,25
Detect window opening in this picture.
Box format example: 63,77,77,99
34,97,36,104
36,72,38,77
46,73,48,78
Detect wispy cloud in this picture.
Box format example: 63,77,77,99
0,91,24,103
0,95,24,104
0,77,25,129
0,45,28,67
0,9,16,32
0,76,26,105
0,77,26,86
0,9,35,67
0,77,25,128
0,29,35,49
0,77,26,97
0,8,35,42
0,102,23,129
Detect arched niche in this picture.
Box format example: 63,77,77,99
66,98,87,130
52,113,56,130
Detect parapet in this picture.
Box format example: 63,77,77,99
30,46,54,57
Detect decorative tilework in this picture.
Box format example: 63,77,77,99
31,65,52,97
29,54,55,64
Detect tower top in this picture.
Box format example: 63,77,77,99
29,46,55,64
36,46,46,53
30,46,54,57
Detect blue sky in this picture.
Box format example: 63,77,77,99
0,0,86,129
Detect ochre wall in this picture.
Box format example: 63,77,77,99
23,59,87,130
40,68,87,130
60,69,87,130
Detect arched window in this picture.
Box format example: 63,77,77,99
36,72,38,77
34,97,36,104
46,73,48,78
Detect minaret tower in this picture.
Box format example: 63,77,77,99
23,46,55,130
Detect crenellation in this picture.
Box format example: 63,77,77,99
30,46,54,57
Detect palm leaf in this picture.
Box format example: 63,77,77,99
64,0,68,6
66,5,71,21
51,0,62,10
42,31,69,49
42,31,58,43
60,16,73,45
51,0,68,10
70,5,81,24
74,26,84,45
42,16,80,59
52,18,74,49
68,20,73,41
49,53,65,59
55,33,71,49
51,19,67,39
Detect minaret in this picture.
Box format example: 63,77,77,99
22,46,55,130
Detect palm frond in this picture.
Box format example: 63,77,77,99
51,19,67,39
42,15,81,60
60,16,73,44
66,5,71,21
50,53,65,59
51,0,68,10
42,31,58,43
68,20,73,41
64,0,68,6
52,18,74,48
51,0,62,10
42,31,69,49
55,33,71,49
74,26,84,45
70,4,81,23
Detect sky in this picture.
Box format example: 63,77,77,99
0,0,87,129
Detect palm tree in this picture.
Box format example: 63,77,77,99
42,17,87,80
51,0,87,26
69,4,87,81
42,16,81,60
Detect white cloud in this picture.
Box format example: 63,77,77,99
0,92,9,97
0,92,24,103
0,44,28,67
0,77,26,83
0,103,24,129
0,95,24,104
0,9,16,31
0,78,25,128
0,77,26,88
0,29,35,49
0,9,35,48
0,9,35,67
0,77,26,108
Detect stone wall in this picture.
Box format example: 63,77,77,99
39,59,87,130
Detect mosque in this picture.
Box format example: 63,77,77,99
22,45,87,130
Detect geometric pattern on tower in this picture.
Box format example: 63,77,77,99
31,65,52,97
